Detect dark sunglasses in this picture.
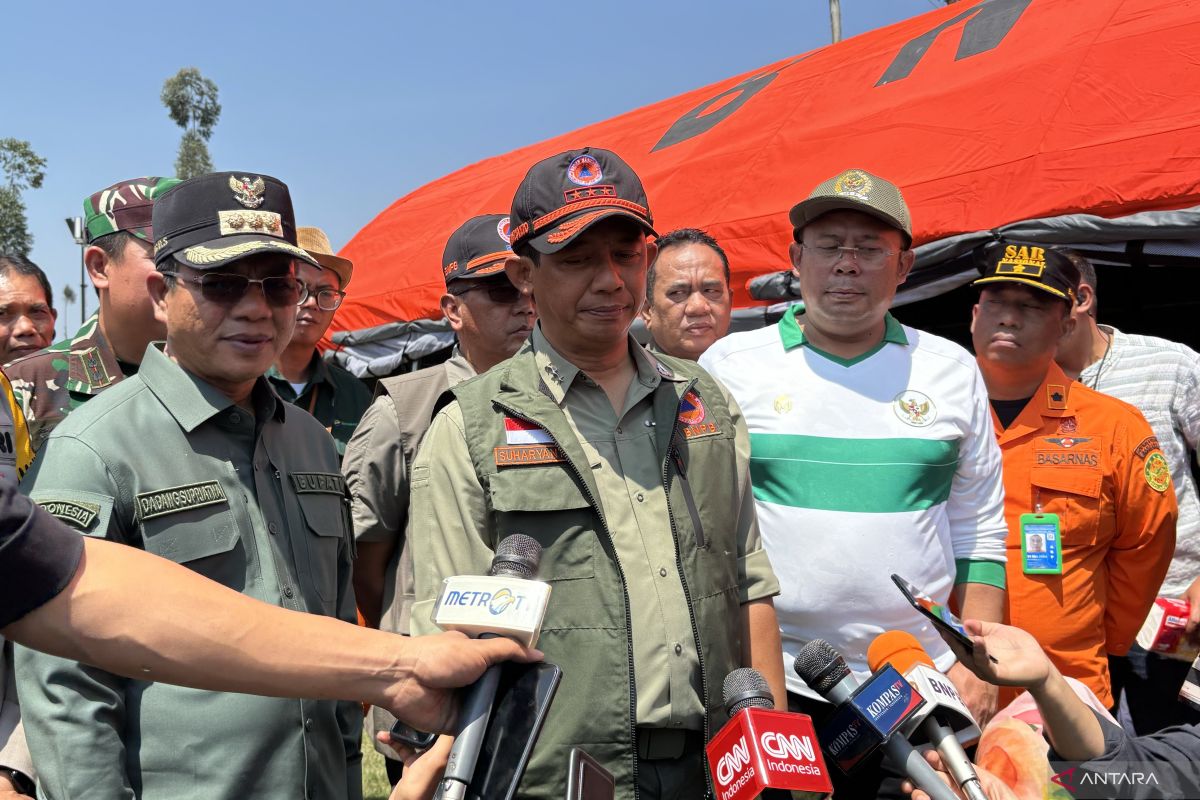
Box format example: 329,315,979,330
450,281,522,305
164,272,309,308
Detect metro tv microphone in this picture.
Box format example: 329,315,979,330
868,631,987,800
793,640,959,800
431,535,550,800
705,668,833,799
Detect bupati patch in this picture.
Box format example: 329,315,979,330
504,416,553,445
1035,450,1099,467
136,481,227,520
494,444,566,467
1134,436,1161,460
1042,436,1092,449
39,499,100,530
290,472,346,494
678,390,719,439
1145,452,1171,492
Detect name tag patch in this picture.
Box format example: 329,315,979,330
290,472,346,494
39,499,100,531
1035,450,1098,467
494,444,566,467
137,481,228,520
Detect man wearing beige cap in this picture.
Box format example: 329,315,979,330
701,168,1008,798
268,226,371,454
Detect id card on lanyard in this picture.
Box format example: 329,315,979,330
1020,512,1062,574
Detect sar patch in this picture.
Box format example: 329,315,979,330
290,472,346,495
1043,437,1092,449
494,444,567,468
38,499,100,531
1145,452,1171,493
893,390,936,428
1135,436,1162,460
137,481,227,521
679,390,719,439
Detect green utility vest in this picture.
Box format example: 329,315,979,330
451,345,744,800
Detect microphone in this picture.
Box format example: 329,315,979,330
704,668,833,799
433,535,549,800
794,640,959,800
868,631,987,800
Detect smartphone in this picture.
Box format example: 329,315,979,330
566,747,615,800
891,573,977,653
465,660,562,800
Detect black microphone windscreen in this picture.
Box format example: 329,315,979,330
491,534,542,579
722,667,775,715
793,640,850,695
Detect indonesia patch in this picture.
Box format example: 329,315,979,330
38,499,100,531
504,416,553,445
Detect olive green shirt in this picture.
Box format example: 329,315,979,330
267,351,372,456
16,345,362,800
412,327,777,729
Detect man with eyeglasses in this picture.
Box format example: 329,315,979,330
342,213,534,784
700,169,1008,799
268,226,371,455
15,172,364,800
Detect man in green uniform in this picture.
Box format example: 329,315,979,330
345,213,534,782
268,226,371,455
407,148,783,800
7,177,179,451
15,172,363,800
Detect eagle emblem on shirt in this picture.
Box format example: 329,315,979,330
893,390,936,427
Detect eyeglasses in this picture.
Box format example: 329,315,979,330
450,281,523,305
800,244,899,269
303,287,346,312
163,272,308,308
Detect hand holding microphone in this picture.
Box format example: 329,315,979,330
867,631,987,800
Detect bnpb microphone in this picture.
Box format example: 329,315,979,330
705,668,833,799
868,630,987,800
794,639,959,800
432,535,550,800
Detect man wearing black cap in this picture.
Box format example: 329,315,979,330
972,241,1176,712
343,213,534,783
15,173,363,800
407,149,783,800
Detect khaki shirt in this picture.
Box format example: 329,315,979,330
17,345,362,800
412,327,776,729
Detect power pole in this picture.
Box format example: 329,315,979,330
829,0,843,42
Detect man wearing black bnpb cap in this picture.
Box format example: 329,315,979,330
16,173,364,799
408,148,783,799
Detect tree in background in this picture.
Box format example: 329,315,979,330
0,139,47,255
161,68,221,180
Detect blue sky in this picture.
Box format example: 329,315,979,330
6,0,941,334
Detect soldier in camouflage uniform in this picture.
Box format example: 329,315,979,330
7,177,178,450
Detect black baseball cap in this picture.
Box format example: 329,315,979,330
442,214,517,284
974,241,1080,303
151,171,318,271
509,147,656,254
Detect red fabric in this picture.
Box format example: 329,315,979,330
332,0,1200,339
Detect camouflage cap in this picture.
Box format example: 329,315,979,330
83,177,180,244
789,169,913,248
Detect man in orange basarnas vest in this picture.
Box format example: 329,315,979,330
971,240,1177,709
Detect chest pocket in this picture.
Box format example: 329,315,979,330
136,488,240,584
1029,465,1103,548
489,469,595,582
294,485,351,608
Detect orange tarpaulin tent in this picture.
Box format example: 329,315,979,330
331,0,1200,370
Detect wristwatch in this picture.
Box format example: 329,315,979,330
0,766,33,795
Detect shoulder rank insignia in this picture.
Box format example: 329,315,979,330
1047,384,1068,409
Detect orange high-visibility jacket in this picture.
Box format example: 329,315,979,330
994,363,1177,707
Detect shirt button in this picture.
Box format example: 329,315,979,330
283,586,294,599
616,426,623,434
229,412,241,424
304,718,313,731
659,567,668,577
636,492,645,502
268,522,278,534
674,643,683,655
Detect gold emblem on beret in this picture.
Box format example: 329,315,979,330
230,175,266,209
833,170,873,201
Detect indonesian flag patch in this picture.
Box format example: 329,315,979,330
505,416,554,444
496,416,564,467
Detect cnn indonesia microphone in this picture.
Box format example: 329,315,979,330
793,639,959,800
431,534,551,800
868,630,987,800
705,668,833,800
